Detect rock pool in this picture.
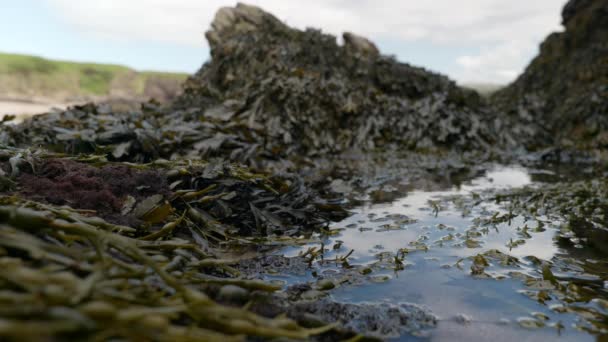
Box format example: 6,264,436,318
263,166,607,341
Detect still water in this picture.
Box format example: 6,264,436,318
274,166,606,341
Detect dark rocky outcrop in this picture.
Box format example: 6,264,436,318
493,0,608,150
1,3,507,176
175,3,501,158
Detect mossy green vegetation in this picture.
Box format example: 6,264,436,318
0,52,187,100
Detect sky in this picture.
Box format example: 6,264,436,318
1,0,567,84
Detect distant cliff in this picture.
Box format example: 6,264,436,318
0,52,188,104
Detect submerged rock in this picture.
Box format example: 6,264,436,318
246,282,436,339
493,0,608,150
289,299,436,338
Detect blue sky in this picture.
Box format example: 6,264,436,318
1,0,206,72
0,0,566,83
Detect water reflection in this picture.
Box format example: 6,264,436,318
278,166,604,341
462,166,531,190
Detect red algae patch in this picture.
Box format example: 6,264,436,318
17,158,169,223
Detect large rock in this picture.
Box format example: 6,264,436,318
205,3,285,47
493,0,608,150
175,3,501,158
0,3,509,171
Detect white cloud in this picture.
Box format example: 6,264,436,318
455,40,535,83
44,0,566,83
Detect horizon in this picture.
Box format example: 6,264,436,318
2,1,566,84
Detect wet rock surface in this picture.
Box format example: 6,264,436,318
238,282,436,340
288,298,437,339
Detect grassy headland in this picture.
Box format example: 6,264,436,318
0,52,188,103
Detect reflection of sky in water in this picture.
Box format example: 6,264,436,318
328,167,549,263
462,166,532,190
278,166,595,341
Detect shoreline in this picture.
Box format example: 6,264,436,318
0,100,70,121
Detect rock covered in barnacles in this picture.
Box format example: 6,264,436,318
246,282,436,339
492,0,608,150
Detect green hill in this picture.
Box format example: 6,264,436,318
0,52,188,103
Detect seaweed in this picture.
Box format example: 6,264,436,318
443,176,608,335
492,0,608,150
0,4,507,171
0,1,606,340
0,199,337,341
0,147,346,238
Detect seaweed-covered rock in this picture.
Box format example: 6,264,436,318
0,102,266,166
0,3,507,173
175,3,501,156
0,148,345,238
493,0,608,149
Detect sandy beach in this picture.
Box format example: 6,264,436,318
0,100,68,121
